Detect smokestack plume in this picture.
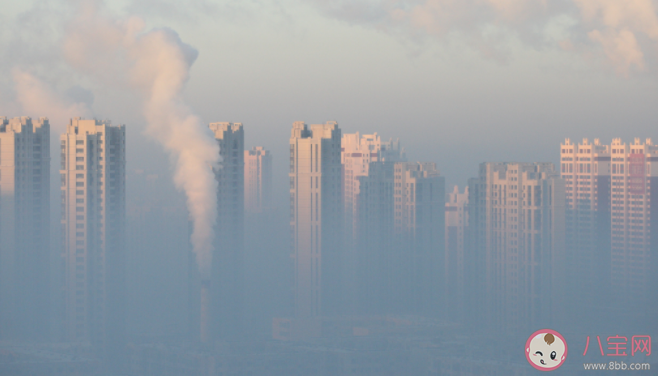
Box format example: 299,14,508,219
61,0,219,279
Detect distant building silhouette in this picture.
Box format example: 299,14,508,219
0,116,50,341
392,162,445,316
341,133,404,313
353,161,396,314
60,118,126,366
467,162,566,336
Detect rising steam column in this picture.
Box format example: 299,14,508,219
60,118,125,364
209,122,245,341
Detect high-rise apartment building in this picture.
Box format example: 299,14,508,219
560,138,611,329
0,116,50,340
607,138,657,323
289,121,342,318
445,186,468,321
208,122,245,340
467,163,565,335
392,162,445,316
561,138,658,328
244,146,272,215
60,118,125,362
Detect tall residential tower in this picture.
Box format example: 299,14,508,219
560,138,611,329
607,138,657,325
0,116,50,340
467,163,565,336
60,118,125,363
209,122,245,340
341,133,404,313
445,186,468,321
289,121,342,318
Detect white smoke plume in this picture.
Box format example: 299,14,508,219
310,0,658,76
59,0,220,279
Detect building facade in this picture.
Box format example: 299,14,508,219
445,186,468,321
60,118,125,363
0,116,50,341
289,121,342,318
208,122,245,340
467,162,565,336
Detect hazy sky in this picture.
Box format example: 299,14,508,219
2,0,658,194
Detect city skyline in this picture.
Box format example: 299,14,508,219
3,1,658,193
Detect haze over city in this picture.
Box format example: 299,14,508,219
1,0,657,375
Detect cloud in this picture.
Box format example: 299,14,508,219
307,0,658,76
588,28,644,76
573,0,658,75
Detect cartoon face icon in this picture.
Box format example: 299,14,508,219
525,329,568,371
